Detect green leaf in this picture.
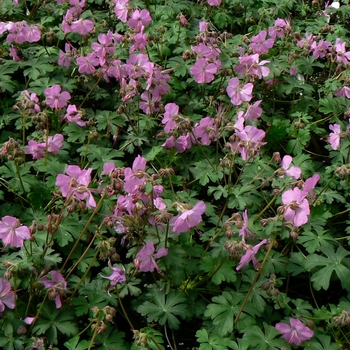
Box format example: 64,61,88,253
95,328,127,350
303,245,350,290
204,291,257,336
196,329,236,350
242,323,287,350
137,289,189,329
32,304,78,344
64,336,90,350
199,256,237,285
190,161,223,186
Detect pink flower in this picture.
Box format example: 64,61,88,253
77,52,99,74
275,318,314,345
172,201,206,234
335,86,350,98
239,210,253,243
26,140,46,160
0,279,16,312
162,103,179,133
227,77,253,106
280,155,301,179
101,264,126,287
47,134,64,154
235,125,266,160
329,124,341,150
40,271,67,308
335,38,350,65
135,241,168,273
71,19,94,35
208,0,221,5
244,100,262,122
130,32,147,52
128,9,152,31
124,155,147,193
193,116,217,145
162,133,194,153
199,21,209,32
268,18,288,39
236,54,270,79
44,85,71,109
249,30,274,54
190,58,220,84
22,25,41,42
0,216,30,248
311,40,332,59
9,46,21,61
236,239,267,270
115,0,129,22
63,104,86,126
56,165,96,208
20,90,41,113
282,187,310,227
58,43,74,67
303,174,320,196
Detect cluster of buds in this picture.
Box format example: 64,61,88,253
0,138,25,162
98,237,119,261
335,164,350,178
132,330,148,348
333,310,350,327
43,214,62,235
224,240,245,260
261,274,280,297
91,306,117,333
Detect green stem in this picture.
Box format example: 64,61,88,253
116,286,135,330
61,191,106,272
234,234,276,326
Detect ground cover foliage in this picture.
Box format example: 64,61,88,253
2,0,350,348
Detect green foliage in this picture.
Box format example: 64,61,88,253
137,289,190,329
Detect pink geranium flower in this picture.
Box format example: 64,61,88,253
335,38,350,65
124,155,147,193
71,19,94,35
40,271,67,308
26,140,46,160
280,155,301,179
249,30,274,54
162,103,179,133
0,279,16,312
115,0,129,22
227,77,253,106
135,241,168,273
44,85,71,109
207,0,221,5
47,134,64,154
282,187,310,227
334,86,350,98
235,125,266,160
56,165,96,208
236,239,267,270
128,9,152,31
172,201,206,234
101,263,126,288
239,210,253,243
0,216,30,248
190,58,220,84
63,104,86,126
275,318,314,345
193,116,217,145
329,124,341,150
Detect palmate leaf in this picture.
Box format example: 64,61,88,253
242,323,288,350
303,245,350,290
199,256,237,285
204,290,258,336
196,329,236,350
137,289,189,329
95,328,128,350
32,304,78,344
